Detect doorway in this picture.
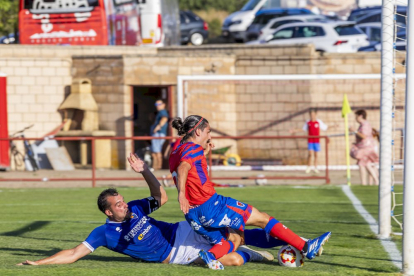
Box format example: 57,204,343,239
132,86,172,168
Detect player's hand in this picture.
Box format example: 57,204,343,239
205,141,215,152
178,192,189,214
127,153,147,173
349,127,355,132
17,260,38,265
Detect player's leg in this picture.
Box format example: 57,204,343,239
217,247,274,266
306,147,313,173
245,206,330,260
244,228,287,248
313,143,320,173
185,211,239,269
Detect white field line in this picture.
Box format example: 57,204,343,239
341,185,402,270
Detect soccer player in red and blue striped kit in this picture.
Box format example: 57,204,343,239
169,115,331,270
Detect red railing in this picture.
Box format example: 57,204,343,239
0,135,330,186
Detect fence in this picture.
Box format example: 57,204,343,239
0,135,330,187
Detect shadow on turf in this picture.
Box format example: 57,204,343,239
2,247,138,263
0,221,51,237
313,259,398,273
323,252,393,262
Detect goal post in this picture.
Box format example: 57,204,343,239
379,0,395,239
403,0,414,274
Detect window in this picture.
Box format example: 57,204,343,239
184,11,200,22
271,27,295,40
271,19,301,29
294,26,325,38
253,14,283,25
262,0,281,9
25,0,99,10
241,0,262,11
358,13,381,24
334,25,363,36
359,27,367,34
370,27,381,42
180,13,187,24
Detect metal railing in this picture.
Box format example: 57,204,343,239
0,135,330,187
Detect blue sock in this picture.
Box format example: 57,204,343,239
244,228,288,248
235,251,250,265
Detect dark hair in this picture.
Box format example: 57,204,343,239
97,188,118,214
372,128,380,141
355,109,367,119
309,108,318,114
171,115,209,142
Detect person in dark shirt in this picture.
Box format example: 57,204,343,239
150,99,169,170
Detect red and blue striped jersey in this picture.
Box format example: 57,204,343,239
169,141,216,205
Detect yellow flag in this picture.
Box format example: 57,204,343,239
342,94,352,118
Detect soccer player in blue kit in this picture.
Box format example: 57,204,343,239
17,154,291,268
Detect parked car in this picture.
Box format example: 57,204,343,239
356,6,407,27
180,10,208,45
254,14,327,42
0,33,17,44
358,32,406,52
245,8,314,42
348,6,381,22
222,0,311,43
248,21,369,53
357,22,382,45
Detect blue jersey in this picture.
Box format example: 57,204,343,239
83,197,178,263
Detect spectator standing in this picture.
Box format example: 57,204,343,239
349,110,379,186
150,99,169,170
290,108,328,174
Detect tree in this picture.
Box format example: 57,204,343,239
0,0,19,37
179,0,248,13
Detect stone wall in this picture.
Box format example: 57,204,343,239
0,45,155,139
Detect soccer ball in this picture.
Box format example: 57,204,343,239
278,245,304,267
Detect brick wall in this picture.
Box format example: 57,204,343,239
1,44,403,168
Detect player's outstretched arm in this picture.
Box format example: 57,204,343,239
17,243,91,265
127,153,168,206
177,161,191,214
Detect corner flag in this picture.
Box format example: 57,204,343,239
342,94,352,118
342,94,352,186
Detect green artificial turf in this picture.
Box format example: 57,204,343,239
0,186,401,275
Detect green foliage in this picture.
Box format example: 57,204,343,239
0,0,19,36
0,186,401,275
207,18,222,39
179,0,248,13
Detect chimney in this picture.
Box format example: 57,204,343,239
58,78,99,132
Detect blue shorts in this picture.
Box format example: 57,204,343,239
151,133,166,153
308,143,321,152
185,193,253,245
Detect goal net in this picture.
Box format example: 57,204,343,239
390,1,408,234
177,75,389,185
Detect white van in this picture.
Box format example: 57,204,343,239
221,0,280,42
137,0,180,46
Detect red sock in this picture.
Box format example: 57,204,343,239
266,217,305,251
208,240,235,259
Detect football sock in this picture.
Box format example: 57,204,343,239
235,251,250,265
244,229,288,248
265,217,306,251
208,240,235,259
